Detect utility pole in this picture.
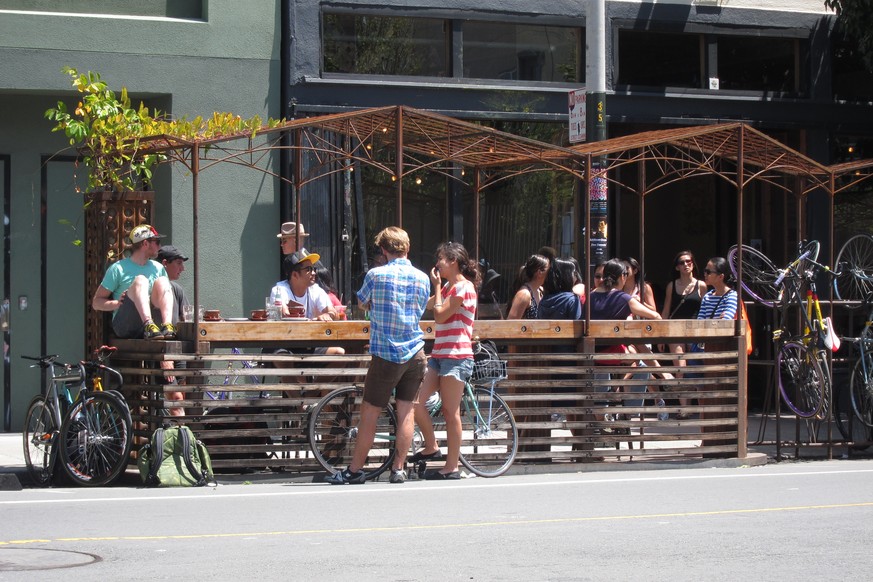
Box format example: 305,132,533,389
586,0,609,267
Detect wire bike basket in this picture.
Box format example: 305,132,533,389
471,341,507,385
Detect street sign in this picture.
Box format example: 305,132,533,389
568,88,586,143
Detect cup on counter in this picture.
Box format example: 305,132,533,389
204,309,222,321
182,304,195,322
335,305,347,320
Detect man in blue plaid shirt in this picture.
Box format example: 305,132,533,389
326,226,430,485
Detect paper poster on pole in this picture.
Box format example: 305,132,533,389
589,163,608,266
568,88,586,144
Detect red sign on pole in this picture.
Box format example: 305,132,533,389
568,89,586,143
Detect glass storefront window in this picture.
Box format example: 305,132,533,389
718,36,801,94
463,22,580,82
832,36,873,103
617,30,702,88
323,13,448,76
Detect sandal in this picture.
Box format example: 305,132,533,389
409,449,444,463
423,470,460,480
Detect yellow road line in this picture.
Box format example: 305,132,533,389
2,501,872,547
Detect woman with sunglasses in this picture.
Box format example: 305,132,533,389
660,251,708,409
505,254,549,319
694,257,738,432
697,257,738,321
662,251,707,321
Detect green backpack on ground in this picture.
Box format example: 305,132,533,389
138,424,215,487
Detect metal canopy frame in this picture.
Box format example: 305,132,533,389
113,106,873,349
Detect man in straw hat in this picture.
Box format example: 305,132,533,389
277,221,309,256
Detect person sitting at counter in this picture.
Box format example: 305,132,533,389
267,250,344,384
278,221,309,256
270,251,335,321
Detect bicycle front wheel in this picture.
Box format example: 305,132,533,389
834,234,873,302
23,395,58,486
458,386,518,478
727,244,781,308
777,342,826,418
60,392,133,486
850,354,873,428
308,386,396,480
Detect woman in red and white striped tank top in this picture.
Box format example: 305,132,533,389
411,242,479,480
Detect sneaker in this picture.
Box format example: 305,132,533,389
143,321,163,340
160,322,177,339
324,467,366,485
389,469,407,484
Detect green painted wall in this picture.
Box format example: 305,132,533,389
0,1,282,430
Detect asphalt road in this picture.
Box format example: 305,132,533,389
1,460,872,581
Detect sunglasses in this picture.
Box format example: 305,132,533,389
703,268,717,275
677,259,693,266
296,265,315,273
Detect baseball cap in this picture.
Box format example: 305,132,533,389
285,250,321,271
127,224,164,245
157,245,188,262
277,222,309,239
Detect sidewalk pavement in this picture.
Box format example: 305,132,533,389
2,413,866,490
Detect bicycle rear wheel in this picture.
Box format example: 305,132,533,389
834,234,873,302
23,395,58,486
727,244,781,308
850,354,873,428
308,386,396,480
458,386,518,478
835,362,872,448
59,391,133,486
777,341,826,418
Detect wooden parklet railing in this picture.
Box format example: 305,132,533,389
110,319,747,474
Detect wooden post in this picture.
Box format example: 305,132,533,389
84,190,154,354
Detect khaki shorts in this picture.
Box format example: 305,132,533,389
362,349,426,408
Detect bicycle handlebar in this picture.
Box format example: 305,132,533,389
21,354,72,372
774,249,841,287
775,249,811,286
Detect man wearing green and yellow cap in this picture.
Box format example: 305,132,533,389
92,224,176,340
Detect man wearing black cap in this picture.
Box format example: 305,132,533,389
155,244,190,416
92,224,176,340
157,245,191,324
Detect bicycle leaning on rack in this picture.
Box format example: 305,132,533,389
307,341,518,479
728,240,839,419
826,235,873,446
22,345,133,486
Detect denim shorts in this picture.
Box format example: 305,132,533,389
428,356,473,383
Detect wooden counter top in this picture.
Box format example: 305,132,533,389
176,318,738,346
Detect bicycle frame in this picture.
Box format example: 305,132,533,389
37,360,86,434
771,258,830,348
207,347,266,401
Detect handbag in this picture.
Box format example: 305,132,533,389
735,301,754,356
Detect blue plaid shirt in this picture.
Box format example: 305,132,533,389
357,257,430,363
